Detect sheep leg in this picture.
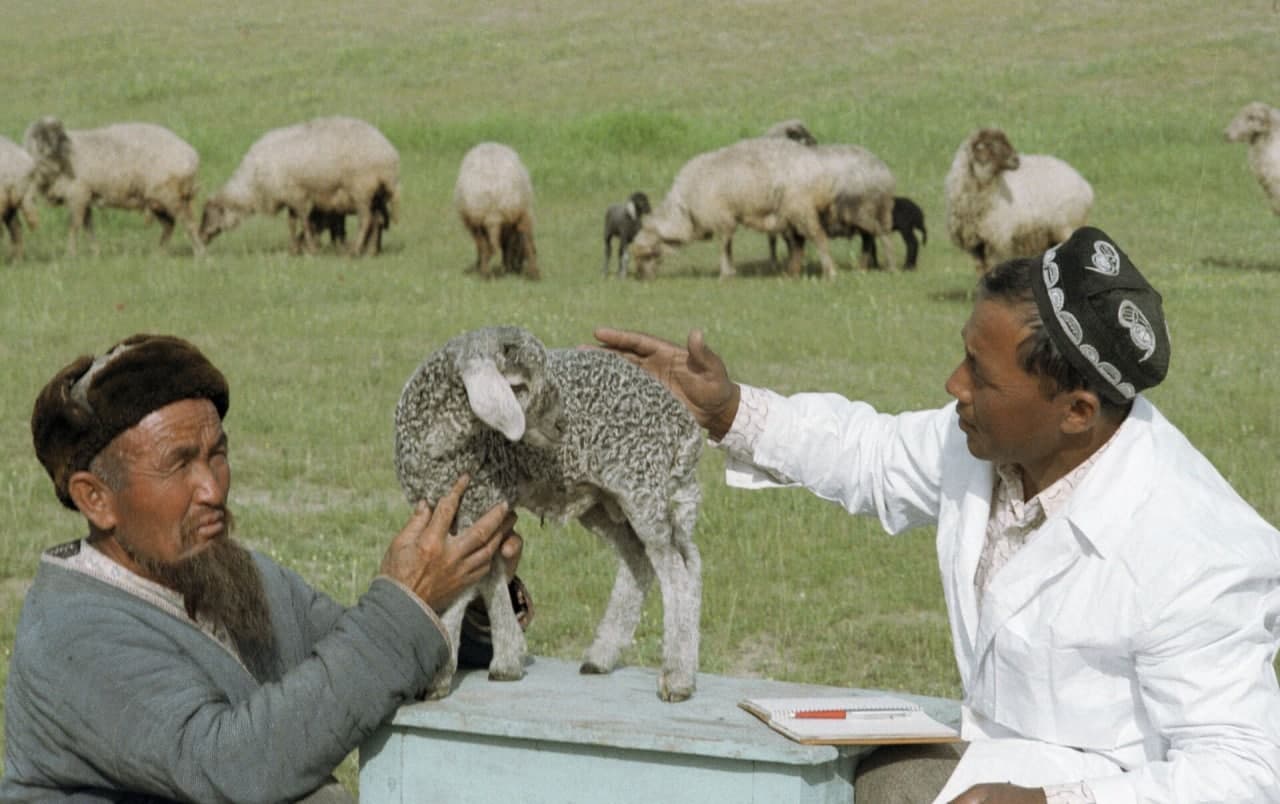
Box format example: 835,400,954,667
767,233,780,268
809,227,838,279
619,244,630,279
902,230,919,270
877,232,896,272
717,231,737,279
578,507,655,676
286,212,305,255
642,534,701,703
352,207,376,258
515,216,539,280
602,235,614,277
178,205,205,256
4,210,22,261
480,560,526,681
424,585,477,700
783,230,806,276
154,209,176,248
859,231,879,269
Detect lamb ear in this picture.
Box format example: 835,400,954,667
460,356,526,442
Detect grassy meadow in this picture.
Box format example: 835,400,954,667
1,0,1278,792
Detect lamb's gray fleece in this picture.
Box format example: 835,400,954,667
23,117,201,257
1225,101,1280,216
0,135,38,260
945,127,1093,274
394,326,703,702
200,116,400,256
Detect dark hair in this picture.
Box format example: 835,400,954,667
978,257,1131,416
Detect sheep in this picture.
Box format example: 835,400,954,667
763,118,818,146
629,136,843,279
766,143,898,272
944,127,1093,274
200,116,400,256
1224,101,1280,217
601,191,652,278
859,195,927,270
22,117,202,257
0,135,39,261
454,143,540,280
393,325,703,702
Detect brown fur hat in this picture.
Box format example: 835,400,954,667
32,334,229,510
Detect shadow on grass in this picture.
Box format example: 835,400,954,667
1201,255,1280,274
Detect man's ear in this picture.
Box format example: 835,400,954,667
1060,389,1103,435
67,470,119,532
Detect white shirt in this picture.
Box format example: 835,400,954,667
720,385,1280,804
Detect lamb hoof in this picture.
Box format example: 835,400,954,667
658,671,695,703
579,660,612,675
488,665,525,682
424,684,451,701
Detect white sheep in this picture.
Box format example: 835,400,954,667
453,143,540,280
601,191,652,278
200,116,400,256
944,127,1094,274
1224,101,1280,217
629,136,842,279
0,135,38,260
23,117,202,257
393,326,703,702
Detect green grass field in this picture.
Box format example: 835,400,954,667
2,0,1277,792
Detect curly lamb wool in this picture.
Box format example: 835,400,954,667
394,326,703,702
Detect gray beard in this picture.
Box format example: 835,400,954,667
122,511,280,683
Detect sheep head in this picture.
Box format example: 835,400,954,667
967,128,1021,184
198,198,243,245
628,191,653,218
447,326,564,448
1225,102,1278,144
22,117,74,193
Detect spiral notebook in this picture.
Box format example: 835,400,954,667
738,694,960,745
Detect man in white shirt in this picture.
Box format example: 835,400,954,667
596,226,1280,804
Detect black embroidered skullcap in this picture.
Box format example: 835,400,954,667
32,334,229,510
1030,227,1170,405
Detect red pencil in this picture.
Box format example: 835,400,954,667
794,709,848,719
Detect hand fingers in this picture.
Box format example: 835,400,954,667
431,474,471,532
594,327,659,357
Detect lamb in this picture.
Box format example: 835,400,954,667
200,116,400,256
1224,101,1280,217
0,135,39,260
859,196,927,270
22,117,202,257
629,136,843,279
393,326,703,702
944,127,1093,274
601,191,652,278
454,143,540,279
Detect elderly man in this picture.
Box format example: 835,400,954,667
3,334,529,802
597,226,1280,803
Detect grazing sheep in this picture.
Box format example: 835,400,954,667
23,117,202,257
763,118,818,146
0,135,39,260
601,191,652,278
394,326,703,702
767,143,898,271
944,127,1093,274
1224,101,1280,216
200,116,400,256
630,137,842,279
454,143,540,280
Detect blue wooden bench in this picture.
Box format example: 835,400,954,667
359,656,960,803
